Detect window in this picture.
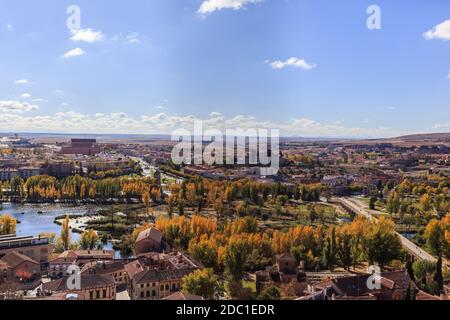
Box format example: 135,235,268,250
146,291,150,297
152,290,156,297
160,285,164,291
165,284,169,291
89,291,94,300
96,290,100,299
103,289,107,298
141,291,144,298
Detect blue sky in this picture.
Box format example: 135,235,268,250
0,0,449,137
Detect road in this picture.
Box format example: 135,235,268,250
336,197,440,264
129,156,154,178
129,156,184,185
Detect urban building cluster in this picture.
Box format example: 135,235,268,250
0,227,202,300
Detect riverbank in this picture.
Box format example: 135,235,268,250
54,214,105,234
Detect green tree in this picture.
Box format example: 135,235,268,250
323,227,337,271
364,217,402,269
424,219,449,292
258,286,280,300
182,268,219,300
223,239,250,282
424,219,448,258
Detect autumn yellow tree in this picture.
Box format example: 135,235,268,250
0,215,17,235
142,190,152,218
55,215,71,252
79,229,101,250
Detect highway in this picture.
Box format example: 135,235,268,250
336,197,439,264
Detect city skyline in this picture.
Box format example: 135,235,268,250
1,0,450,137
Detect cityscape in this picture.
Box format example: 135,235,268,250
0,0,449,307
0,133,448,301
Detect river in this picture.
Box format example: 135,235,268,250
0,202,120,257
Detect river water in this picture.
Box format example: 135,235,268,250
0,202,119,256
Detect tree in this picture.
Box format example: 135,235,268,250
363,217,402,269
369,195,377,210
10,176,24,199
424,218,449,292
167,194,176,218
223,239,250,282
434,257,443,293
117,234,134,258
258,286,280,300
188,236,219,270
79,229,102,250
182,268,219,300
419,193,431,212
335,225,355,271
142,191,152,218
0,215,17,235
413,260,437,294
39,232,56,244
177,194,185,215
309,206,318,222
424,219,448,258
58,215,71,251
323,227,337,271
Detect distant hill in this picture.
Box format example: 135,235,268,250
392,132,450,141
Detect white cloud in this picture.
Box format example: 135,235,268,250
14,79,29,84
126,32,140,43
0,100,39,113
21,93,31,99
266,57,317,70
209,112,224,118
70,28,104,43
63,48,85,59
6,24,14,31
61,102,69,106
448,71,450,79
0,107,408,138
198,0,263,15
111,32,142,44
32,98,47,103
423,20,450,40
433,122,450,129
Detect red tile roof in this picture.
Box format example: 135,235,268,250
0,251,39,268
